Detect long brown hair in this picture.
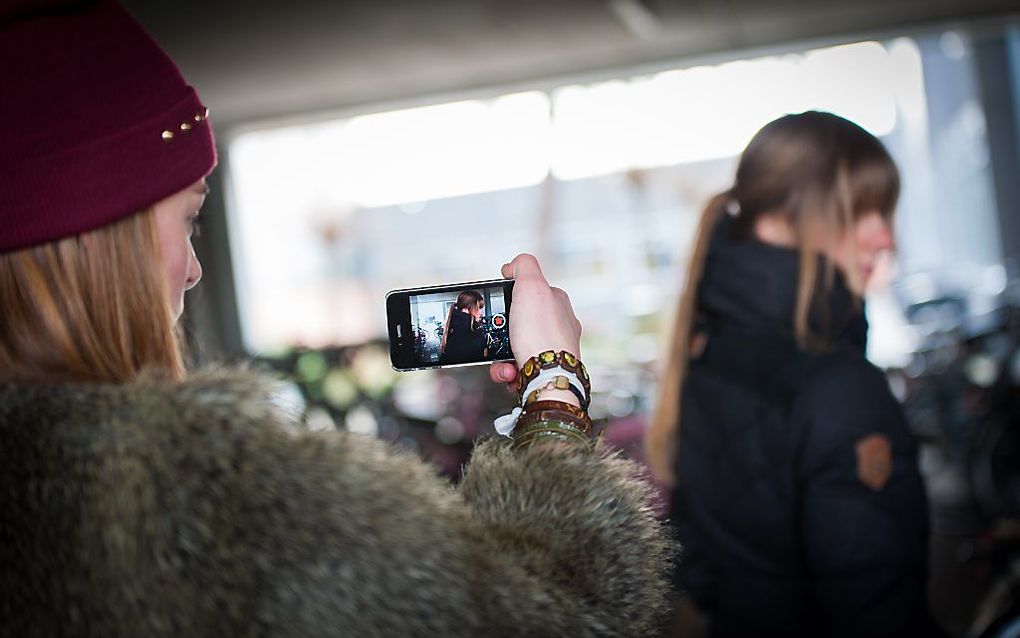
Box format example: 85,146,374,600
646,111,900,485
0,208,186,384
440,290,484,354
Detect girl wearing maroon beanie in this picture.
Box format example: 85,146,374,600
0,2,670,636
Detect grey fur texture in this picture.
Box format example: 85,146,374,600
0,368,671,637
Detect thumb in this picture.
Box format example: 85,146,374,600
489,362,518,384
501,253,545,283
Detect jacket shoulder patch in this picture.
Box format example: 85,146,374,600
855,433,892,491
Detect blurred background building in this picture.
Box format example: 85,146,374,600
124,1,1020,635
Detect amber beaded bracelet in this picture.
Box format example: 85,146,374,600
514,350,591,410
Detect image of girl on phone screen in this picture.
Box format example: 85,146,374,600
440,290,488,364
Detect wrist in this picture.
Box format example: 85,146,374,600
511,399,594,450
515,347,579,371
492,350,593,441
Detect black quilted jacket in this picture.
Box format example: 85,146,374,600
671,216,934,638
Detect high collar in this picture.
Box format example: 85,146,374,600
697,214,868,352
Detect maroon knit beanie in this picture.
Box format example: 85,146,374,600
0,0,217,253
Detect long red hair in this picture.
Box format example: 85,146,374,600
0,208,185,384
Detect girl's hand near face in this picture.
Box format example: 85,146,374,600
489,254,582,390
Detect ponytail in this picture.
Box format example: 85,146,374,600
645,191,732,486
440,304,455,354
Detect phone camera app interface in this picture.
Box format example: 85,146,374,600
409,285,510,365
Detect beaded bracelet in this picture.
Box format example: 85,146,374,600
515,350,591,410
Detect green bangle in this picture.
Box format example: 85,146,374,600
512,429,589,450
511,420,593,450
514,419,590,440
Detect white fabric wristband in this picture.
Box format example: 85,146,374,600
493,368,587,437
521,368,587,406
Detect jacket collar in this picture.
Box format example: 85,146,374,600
697,214,867,352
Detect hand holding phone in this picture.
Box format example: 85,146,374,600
497,253,582,376
387,254,582,382
387,277,514,371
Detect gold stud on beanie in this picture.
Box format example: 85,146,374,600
0,0,217,253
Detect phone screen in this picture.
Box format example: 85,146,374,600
387,278,513,371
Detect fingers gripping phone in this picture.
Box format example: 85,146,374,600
386,278,514,371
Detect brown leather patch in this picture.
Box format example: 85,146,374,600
855,433,893,491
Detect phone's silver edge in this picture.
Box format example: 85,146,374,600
386,277,514,298
391,356,515,373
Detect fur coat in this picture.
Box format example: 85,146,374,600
0,368,671,637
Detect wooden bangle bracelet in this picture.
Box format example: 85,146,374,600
511,422,593,450
516,410,590,434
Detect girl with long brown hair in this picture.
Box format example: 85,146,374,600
440,290,488,364
0,2,670,635
647,111,935,637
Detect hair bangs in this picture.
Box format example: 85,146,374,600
846,140,900,221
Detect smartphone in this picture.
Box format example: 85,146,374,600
386,278,514,371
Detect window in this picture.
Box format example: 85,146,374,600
227,34,1001,391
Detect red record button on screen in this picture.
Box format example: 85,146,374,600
492,313,506,328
